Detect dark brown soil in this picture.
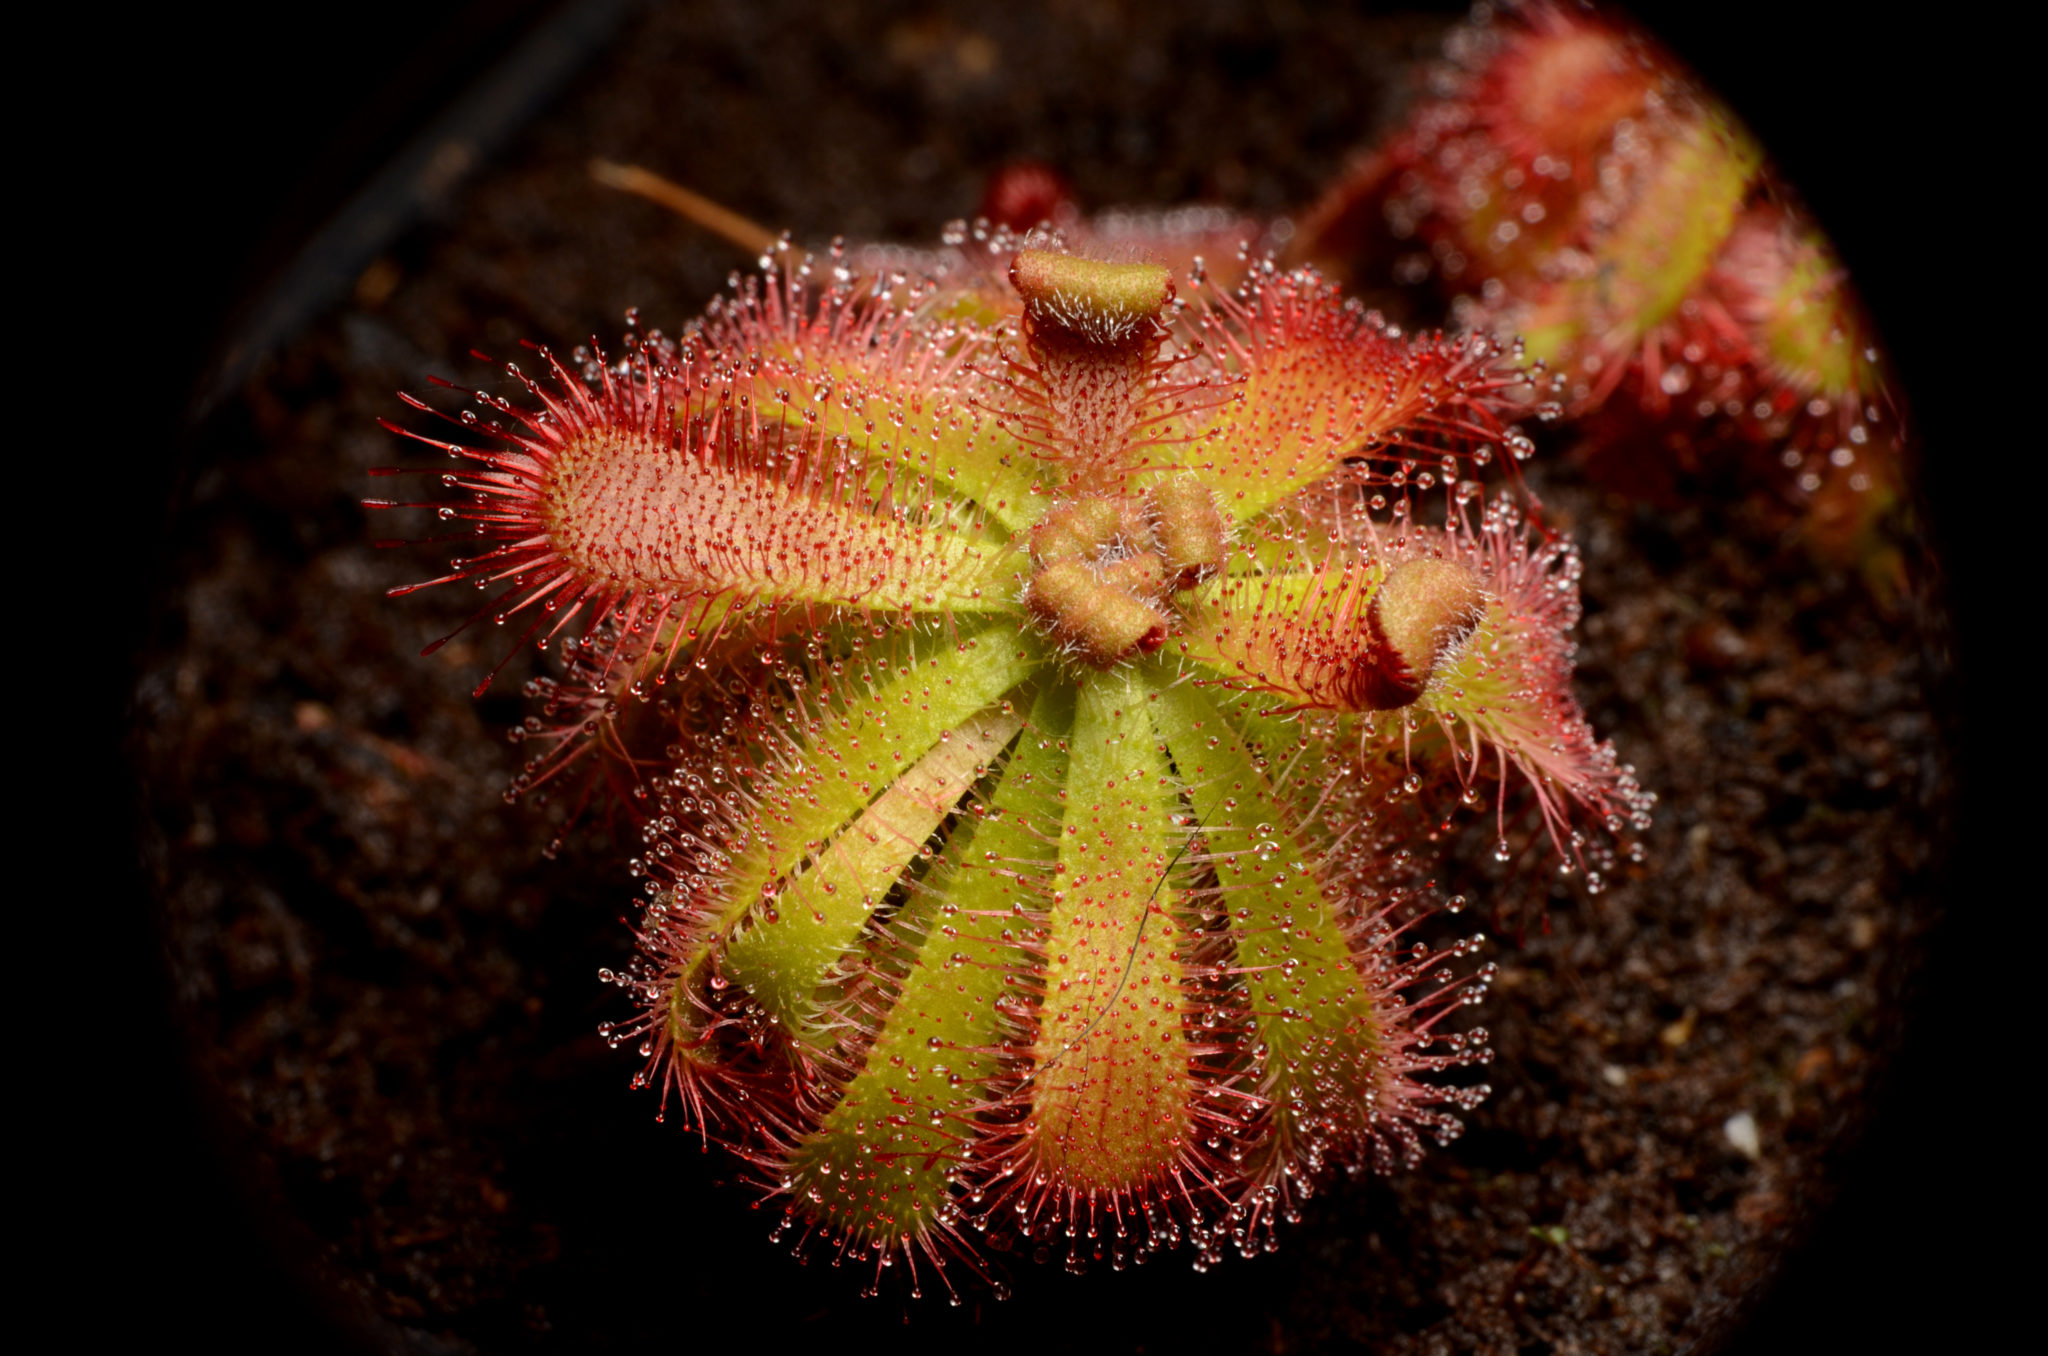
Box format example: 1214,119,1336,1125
131,3,1947,1351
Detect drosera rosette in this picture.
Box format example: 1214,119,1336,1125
1290,0,1906,580
376,226,1648,1297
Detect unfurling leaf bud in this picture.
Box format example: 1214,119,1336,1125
1150,473,1228,588
1011,250,1173,346
1354,558,1487,710
1025,558,1169,663
1028,495,1136,565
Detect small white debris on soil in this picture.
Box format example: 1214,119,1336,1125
1725,1111,1763,1161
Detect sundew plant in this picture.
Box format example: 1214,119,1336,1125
1295,0,1902,569
377,222,1651,1297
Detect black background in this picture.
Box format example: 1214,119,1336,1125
71,2,2001,1350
